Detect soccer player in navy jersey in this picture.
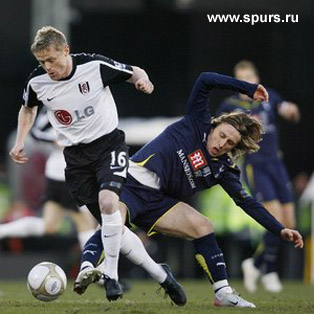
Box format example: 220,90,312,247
217,60,300,293
9,26,186,302
75,71,303,308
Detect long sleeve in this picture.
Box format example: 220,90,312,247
219,168,284,236
186,72,258,122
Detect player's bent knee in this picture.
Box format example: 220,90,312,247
192,217,214,239
99,195,119,214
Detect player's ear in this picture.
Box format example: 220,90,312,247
64,44,70,56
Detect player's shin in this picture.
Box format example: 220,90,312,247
120,227,167,283
261,231,281,273
73,229,103,295
101,211,123,280
80,229,103,270
121,227,187,306
192,233,257,307
78,229,96,251
193,233,230,292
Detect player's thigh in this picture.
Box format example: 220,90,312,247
96,144,128,213
154,202,214,239
67,210,96,232
64,166,99,207
96,141,128,195
43,201,64,233
281,202,296,228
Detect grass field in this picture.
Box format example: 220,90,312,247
0,279,314,314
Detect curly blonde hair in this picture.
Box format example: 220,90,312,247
211,111,263,157
31,26,67,53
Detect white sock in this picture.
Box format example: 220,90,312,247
213,279,232,295
80,261,94,271
78,229,95,251
101,211,123,280
120,227,167,283
0,217,44,239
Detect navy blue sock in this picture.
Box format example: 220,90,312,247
193,233,228,284
254,231,280,273
253,242,265,269
81,229,104,269
263,231,280,273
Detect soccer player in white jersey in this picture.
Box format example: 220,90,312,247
9,26,175,301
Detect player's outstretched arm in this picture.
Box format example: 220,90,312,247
280,228,304,248
253,84,269,102
127,66,154,94
9,105,38,164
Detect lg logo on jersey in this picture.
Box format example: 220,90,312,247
54,106,95,125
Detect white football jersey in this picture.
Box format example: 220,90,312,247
23,53,133,146
30,107,65,181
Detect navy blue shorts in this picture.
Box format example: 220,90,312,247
242,158,293,204
120,175,180,235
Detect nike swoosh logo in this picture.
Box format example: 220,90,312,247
228,301,238,306
47,97,56,101
104,233,118,238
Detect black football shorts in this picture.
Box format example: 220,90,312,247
63,128,129,206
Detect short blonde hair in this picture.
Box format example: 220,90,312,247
211,111,263,157
233,60,259,77
31,26,67,53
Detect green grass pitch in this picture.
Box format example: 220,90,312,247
0,279,314,314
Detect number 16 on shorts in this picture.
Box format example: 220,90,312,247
110,150,128,177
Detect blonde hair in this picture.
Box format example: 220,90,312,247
31,26,67,53
211,111,263,157
233,60,259,77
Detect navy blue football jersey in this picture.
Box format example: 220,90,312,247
130,72,284,235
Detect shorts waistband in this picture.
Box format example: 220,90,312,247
65,128,124,151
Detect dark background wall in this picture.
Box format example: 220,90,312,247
1,0,313,177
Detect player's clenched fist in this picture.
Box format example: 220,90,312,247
253,84,269,102
135,78,154,94
280,228,304,248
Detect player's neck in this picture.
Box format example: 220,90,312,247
63,55,73,79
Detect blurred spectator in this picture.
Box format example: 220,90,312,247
217,60,300,293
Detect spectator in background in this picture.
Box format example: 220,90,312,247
0,107,96,250
217,60,300,293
